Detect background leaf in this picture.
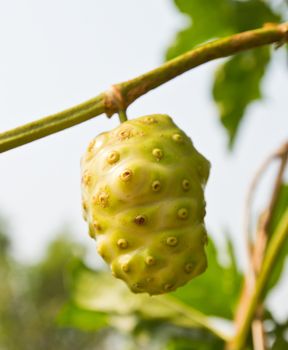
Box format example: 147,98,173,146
166,0,234,60
212,47,270,146
0,232,105,350
169,236,242,319
265,317,288,349
271,322,288,349
166,0,281,147
66,266,201,329
63,236,241,323
58,302,108,332
59,251,230,347
165,331,224,350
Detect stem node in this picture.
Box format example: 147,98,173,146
104,84,126,118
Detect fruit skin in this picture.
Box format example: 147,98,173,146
81,114,210,295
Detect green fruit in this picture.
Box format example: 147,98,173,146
81,114,210,295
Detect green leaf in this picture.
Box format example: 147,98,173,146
69,236,242,321
68,267,200,330
272,335,288,350
212,47,270,146
266,184,288,292
60,235,242,340
132,320,225,350
169,235,242,319
167,0,280,146
211,0,280,146
166,334,223,350
167,0,280,60
266,318,288,349
271,322,288,350
166,0,234,60
233,0,280,32
62,259,232,339
58,302,108,331
64,236,242,324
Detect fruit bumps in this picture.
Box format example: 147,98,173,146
81,114,210,295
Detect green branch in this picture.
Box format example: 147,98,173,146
229,208,288,350
1,23,288,152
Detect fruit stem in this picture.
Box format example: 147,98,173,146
118,110,128,123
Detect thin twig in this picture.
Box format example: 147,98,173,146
229,208,288,350
0,23,288,152
231,141,288,350
236,153,275,350
252,308,267,350
244,153,276,265
243,142,288,280
248,142,287,350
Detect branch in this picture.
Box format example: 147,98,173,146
1,23,288,153
250,142,288,350
242,142,288,287
235,141,288,350
243,153,277,263
229,208,288,350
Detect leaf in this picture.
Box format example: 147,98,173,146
233,0,280,32
169,235,242,319
212,0,280,146
62,251,233,338
62,262,229,345
58,302,108,331
132,320,225,350
59,235,243,343
212,47,270,146
272,335,288,350
266,184,288,292
69,237,242,321
166,0,280,146
68,267,201,330
166,0,234,60
266,318,288,349
166,334,223,350
271,323,288,350
167,0,279,60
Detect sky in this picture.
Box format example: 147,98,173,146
0,0,287,319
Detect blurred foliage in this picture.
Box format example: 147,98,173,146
58,224,288,349
58,246,228,349
165,335,223,350
166,0,287,147
169,236,242,319
212,47,270,145
269,319,288,349
0,210,287,349
0,229,108,350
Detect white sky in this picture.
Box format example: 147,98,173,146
0,0,287,319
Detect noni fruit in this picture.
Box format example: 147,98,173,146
81,114,210,295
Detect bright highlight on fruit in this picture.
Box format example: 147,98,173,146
81,114,210,295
